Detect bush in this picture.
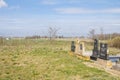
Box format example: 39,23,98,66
109,37,120,49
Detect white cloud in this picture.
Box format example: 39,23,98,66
55,8,88,14
0,0,7,8
41,0,58,5
55,8,120,14
104,8,120,13
8,6,20,10
69,0,109,4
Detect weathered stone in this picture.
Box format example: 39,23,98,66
79,42,85,55
75,39,85,55
75,39,80,54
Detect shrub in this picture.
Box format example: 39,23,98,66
109,37,120,49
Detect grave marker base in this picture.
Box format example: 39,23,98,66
90,56,97,60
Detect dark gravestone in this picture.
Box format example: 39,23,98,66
94,39,98,50
71,41,75,52
90,39,99,60
99,43,109,60
92,50,99,58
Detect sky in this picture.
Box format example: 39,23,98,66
0,0,120,37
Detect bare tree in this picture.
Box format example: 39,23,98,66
88,28,96,39
48,27,59,40
100,27,104,40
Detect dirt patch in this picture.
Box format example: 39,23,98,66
83,62,120,77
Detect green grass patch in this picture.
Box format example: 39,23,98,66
0,39,119,80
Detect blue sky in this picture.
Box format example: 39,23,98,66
0,0,120,37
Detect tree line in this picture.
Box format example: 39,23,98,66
88,28,120,40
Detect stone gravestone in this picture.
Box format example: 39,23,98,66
90,39,99,60
75,39,80,54
71,41,75,52
94,39,98,50
96,43,112,68
75,39,85,55
79,42,85,55
99,43,109,60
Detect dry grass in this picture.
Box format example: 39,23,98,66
0,39,119,80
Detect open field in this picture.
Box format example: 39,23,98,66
0,39,120,80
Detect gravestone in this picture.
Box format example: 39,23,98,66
79,42,85,55
71,41,75,52
74,39,85,55
99,43,109,60
90,39,99,60
94,39,98,50
75,39,80,54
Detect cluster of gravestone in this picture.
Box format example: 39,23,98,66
71,39,109,60
71,39,120,70
90,39,109,61
71,39,85,56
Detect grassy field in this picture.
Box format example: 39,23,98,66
0,39,120,80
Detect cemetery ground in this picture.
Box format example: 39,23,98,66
0,39,120,80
